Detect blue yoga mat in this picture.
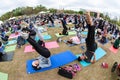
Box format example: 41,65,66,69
35,35,51,41
98,39,109,45
26,50,77,74
76,47,106,67
6,40,17,46
81,31,88,35
81,31,96,35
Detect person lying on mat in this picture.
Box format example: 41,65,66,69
64,39,80,45
77,11,97,63
21,28,51,70
113,37,120,49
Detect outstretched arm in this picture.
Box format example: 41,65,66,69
86,11,93,26
91,53,96,64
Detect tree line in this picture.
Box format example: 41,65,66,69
0,5,120,27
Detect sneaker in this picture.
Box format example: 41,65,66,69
17,45,21,48
111,62,118,72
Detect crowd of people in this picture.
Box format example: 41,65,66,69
0,11,120,76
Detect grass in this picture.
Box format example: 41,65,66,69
0,27,120,80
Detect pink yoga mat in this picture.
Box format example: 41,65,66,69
9,33,20,39
70,36,80,43
24,41,59,53
109,46,118,54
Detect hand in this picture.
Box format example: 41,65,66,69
91,60,96,64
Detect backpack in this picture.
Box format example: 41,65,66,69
58,64,81,79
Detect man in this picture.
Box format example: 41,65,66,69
113,37,120,49
21,28,51,70
77,12,98,63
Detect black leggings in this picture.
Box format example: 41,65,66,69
27,37,51,58
86,24,97,52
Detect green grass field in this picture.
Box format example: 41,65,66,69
0,27,120,80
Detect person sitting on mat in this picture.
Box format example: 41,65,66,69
0,41,5,61
21,28,51,70
0,29,9,44
100,26,108,43
75,24,82,42
77,11,97,63
113,37,120,49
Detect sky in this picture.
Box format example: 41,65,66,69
0,0,120,19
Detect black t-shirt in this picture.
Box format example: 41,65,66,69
84,51,94,63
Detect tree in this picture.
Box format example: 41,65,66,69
78,11,83,15
34,5,47,14
22,6,34,15
49,8,57,13
64,10,75,14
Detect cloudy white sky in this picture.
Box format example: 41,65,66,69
0,0,120,19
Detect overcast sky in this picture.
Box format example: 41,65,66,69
0,0,120,19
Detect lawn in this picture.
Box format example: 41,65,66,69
0,27,120,80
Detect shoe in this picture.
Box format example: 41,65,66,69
111,62,118,72
17,45,21,48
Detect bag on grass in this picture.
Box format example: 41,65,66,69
58,64,81,79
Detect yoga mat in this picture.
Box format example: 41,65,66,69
24,41,59,53
5,45,16,52
0,52,14,62
6,40,17,46
55,31,76,37
81,31,96,35
26,50,77,74
109,46,119,54
76,47,106,67
35,35,52,41
0,72,8,80
68,31,76,35
41,32,48,35
9,33,20,39
55,33,64,37
81,31,88,35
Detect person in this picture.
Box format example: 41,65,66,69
0,29,9,44
21,28,51,70
116,64,120,77
111,62,120,80
100,26,108,43
60,18,68,35
75,24,82,42
77,11,97,63
0,41,5,61
113,37,120,49
64,38,80,46
96,28,101,39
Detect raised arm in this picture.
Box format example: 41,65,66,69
86,11,93,26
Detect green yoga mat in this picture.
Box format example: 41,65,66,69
0,72,8,80
68,31,76,35
41,32,48,35
55,31,76,37
5,45,16,52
